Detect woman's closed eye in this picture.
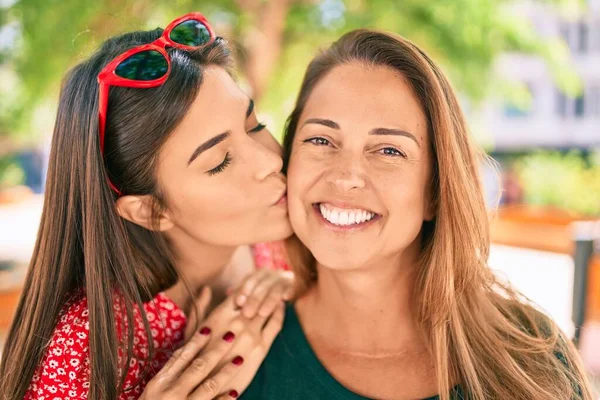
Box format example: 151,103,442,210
207,152,232,176
205,121,266,176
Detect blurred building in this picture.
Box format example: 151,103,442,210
479,0,600,151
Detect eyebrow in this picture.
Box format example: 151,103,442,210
301,118,420,147
186,100,254,167
302,118,339,130
187,131,230,166
370,127,420,147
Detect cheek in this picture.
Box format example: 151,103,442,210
377,169,429,221
286,154,319,226
169,178,248,224
168,185,216,223
286,150,322,199
286,160,305,216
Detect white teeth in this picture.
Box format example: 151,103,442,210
340,212,349,225
318,203,376,226
331,210,339,224
348,212,356,225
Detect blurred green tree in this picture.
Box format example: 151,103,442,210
517,150,600,216
0,0,584,143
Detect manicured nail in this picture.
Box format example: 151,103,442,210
231,355,244,366
199,327,211,335
229,390,239,398
222,331,235,342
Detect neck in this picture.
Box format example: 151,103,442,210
296,247,424,355
163,227,238,313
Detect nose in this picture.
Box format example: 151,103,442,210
326,153,366,192
246,135,284,181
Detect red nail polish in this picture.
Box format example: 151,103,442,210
200,326,212,335
222,331,235,342
231,356,244,366
229,390,239,398
199,327,211,335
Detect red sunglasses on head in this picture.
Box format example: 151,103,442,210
97,12,215,194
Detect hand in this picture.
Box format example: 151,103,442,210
141,285,285,399
139,327,241,400
201,298,285,397
230,269,294,319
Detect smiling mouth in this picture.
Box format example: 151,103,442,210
313,202,381,228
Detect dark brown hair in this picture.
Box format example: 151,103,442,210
283,29,594,400
0,29,231,399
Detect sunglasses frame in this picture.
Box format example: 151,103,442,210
97,12,215,194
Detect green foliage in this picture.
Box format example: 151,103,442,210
0,155,25,189
516,151,600,216
262,0,584,139
0,0,585,141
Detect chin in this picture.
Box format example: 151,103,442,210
311,247,370,271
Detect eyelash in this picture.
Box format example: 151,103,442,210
207,152,232,176
305,137,406,158
204,121,264,176
305,137,330,146
248,122,267,133
380,147,406,158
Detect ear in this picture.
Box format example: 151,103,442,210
116,195,174,232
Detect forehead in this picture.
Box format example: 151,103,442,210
194,66,247,116
301,62,428,137
157,66,247,166
172,66,247,135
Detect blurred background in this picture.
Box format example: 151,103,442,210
0,0,599,393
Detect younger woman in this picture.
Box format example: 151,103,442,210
1,12,293,400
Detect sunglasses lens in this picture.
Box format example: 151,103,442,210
115,50,168,81
170,20,211,47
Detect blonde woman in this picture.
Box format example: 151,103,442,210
242,29,595,400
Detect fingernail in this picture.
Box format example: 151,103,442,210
222,331,235,342
231,355,244,366
199,327,211,335
236,294,247,306
229,390,239,398
231,356,244,366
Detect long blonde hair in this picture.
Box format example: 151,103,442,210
282,29,595,400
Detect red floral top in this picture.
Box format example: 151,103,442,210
24,242,288,400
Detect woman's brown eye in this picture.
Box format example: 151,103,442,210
305,137,330,146
381,147,405,157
